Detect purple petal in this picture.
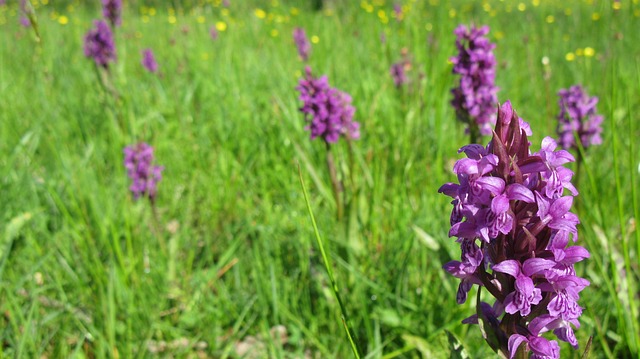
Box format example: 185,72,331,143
506,183,535,203
508,334,528,359
492,260,521,277
522,258,556,277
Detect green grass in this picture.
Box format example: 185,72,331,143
1,0,639,357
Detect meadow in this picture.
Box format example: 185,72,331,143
1,0,639,357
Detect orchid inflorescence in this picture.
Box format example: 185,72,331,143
556,85,603,152
450,24,499,138
293,27,311,62
141,48,159,74
296,66,360,144
124,143,164,203
83,20,116,68
439,101,589,359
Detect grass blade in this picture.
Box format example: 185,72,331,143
298,163,361,359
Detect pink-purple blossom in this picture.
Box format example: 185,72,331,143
556,85,603,151
450,24,498,136
141,48,159,73
124,143,164,202
83,20,116,68
102,0,122,28
390,62,407,88
293,27,311,62
296,66,360,144
439,101,589,358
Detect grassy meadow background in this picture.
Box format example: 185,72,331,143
1,0,640,357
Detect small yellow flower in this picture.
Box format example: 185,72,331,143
584,47,595,57
202,52,209,61
221,8,229,16
532,0,540,6
612,1,621,10
449,8,456,18
168,15,177,24
270,29,278,37
545,15,554,23
42,0,49,4
58,15,68,25
483,3,491,12
149,8,156,16
634,9,640,17
591,12,600,21
518,3,526,11
142,15,150,23
255,8,266,19
197,15,205,23
494,31,504,40
216,21,227,31
294,70,302,78
564,8,571,16
565,52,575,61
311,35,319,44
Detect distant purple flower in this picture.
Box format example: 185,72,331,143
439,101,589,358
222,0,230,7
19,0,31,27
141,48,159,73
124,143,164,202
296,66,360,144
0,0,6,6
390,62,407,88
210,26,219,40
293,27,311,62
556,85,603,151
450,24,498,136
20,16,31,27
102,0,122,28
83,20,116,68
393,3,402,20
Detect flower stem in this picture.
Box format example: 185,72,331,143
326,142,344,221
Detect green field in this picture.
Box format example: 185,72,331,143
1,0,639,357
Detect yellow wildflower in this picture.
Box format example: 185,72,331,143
255,8,266,19
584,47,595,57
565,52,575,61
